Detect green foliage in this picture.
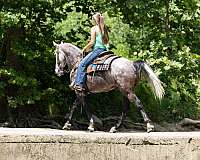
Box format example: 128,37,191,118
102,0,200,121
144,45,199,121
0,0,74,114
0,0,199,124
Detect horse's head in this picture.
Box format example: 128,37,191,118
53,41,82,77
53,41,68,76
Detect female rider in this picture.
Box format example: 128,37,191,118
72,12,109,91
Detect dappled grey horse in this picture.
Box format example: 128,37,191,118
53,42,165,133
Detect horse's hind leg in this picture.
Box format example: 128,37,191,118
129,93,154,133
109,96,130,133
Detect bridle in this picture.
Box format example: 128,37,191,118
55,45,81,76
55,46,69,76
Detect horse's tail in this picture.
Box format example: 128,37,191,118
135,61,165,100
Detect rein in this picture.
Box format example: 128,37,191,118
68,55,82,78
56,43,84,76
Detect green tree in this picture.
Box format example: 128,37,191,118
0,0,199,127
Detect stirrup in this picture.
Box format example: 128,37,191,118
69,83,74,90
74,85,85,91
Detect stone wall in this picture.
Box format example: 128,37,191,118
0,128,199,160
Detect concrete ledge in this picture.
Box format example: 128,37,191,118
0,128,200,160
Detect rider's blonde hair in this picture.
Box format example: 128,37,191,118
92,12,109,44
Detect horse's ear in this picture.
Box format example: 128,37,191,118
53,41,58,47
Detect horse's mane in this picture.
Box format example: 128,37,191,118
60,42,82,57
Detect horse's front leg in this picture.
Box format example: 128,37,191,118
81,95,95,132
109,96,130,133
63,95,82,130
132,94,154,133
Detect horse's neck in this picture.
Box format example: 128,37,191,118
65,44,81,71
68,56,80,71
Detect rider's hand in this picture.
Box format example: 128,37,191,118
81,49,85,53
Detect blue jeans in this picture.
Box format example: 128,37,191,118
75,48,106,87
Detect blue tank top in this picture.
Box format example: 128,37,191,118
93,32,106,49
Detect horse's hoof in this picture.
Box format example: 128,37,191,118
109,127,117,133
147,122,154,133
88,125,95,132
62,122,71,130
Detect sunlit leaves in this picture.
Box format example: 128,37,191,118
0,0,199,121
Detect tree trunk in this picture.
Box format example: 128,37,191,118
0,96,8,121
165,0,170,34
0,30,11,65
